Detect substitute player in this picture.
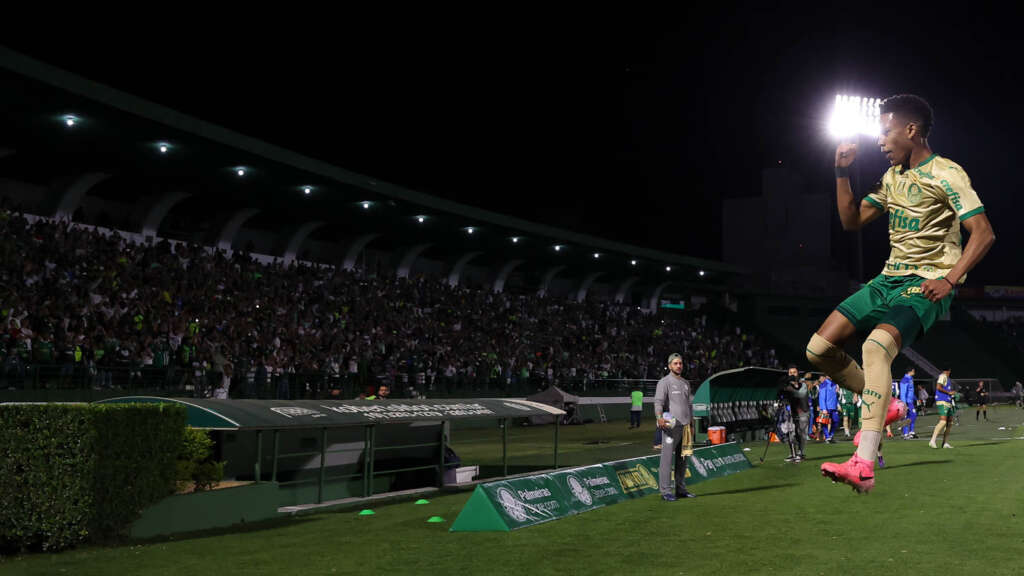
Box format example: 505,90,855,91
805,94,995,493
899,368,918,438
930,369,956,448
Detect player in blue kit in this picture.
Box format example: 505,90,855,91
899,369,917,438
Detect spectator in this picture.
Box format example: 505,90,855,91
817,376,839,443
0,209,785,399
629,385,643,429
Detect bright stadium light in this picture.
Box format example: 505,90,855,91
64,115,77,126
554,245,562,252
593,253,600,259
362,201,370,209
417,216,425,223
699,270,706,277
828,94,881,139
303,186,312,195
236,168,246,177
511,237,519,243
630,259,637,266
159,144,168,153
665,266,671,272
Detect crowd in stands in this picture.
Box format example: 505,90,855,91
993,316,1024,354
0,206,781,398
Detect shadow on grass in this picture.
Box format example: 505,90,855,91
128,515,322,546
693,483,800,497
786,455,833,463
882,459,952,470
961,441,1009,448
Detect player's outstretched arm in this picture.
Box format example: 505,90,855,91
920,212,995,301
834,143,883,231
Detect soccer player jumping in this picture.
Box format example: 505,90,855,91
806,94,996,493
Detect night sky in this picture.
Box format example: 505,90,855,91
4,6,1020,284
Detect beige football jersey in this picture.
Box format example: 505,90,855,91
865,154,985,282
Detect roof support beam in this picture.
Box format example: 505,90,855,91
614,276,640,304
53,172,110,219
396,244,432,278
139,191,191,237
216,208,260,252
647,281,672,313
447,251,483,287
538,266,565,298
342,234,381,270
281,221,326,264
492,260,525,293
575,272,605,303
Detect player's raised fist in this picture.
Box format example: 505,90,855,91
835,143,858,167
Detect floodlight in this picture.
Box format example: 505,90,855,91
630,260,637,266
512,237,519,243
665,266,671,272
554,245,562,252
304,187,312,195
159,144,168,153
236,168,246,177
417,216,425,223
828,94,881,139
64,116,77,126
593,253,600,259
467,227,475,234
362,202,370,209
699,270,705,277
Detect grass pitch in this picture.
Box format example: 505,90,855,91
4,408,1024,576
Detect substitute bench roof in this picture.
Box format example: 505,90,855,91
93,397,565,430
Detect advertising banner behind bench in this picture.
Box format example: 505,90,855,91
450,442,751,532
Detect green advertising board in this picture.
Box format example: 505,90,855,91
686,442,752,484
599,456,661,499
451,442,751,532
548,464,627,513
449,475,569,531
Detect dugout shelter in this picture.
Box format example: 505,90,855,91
95,396,565,509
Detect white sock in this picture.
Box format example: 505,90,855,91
855,430,882,462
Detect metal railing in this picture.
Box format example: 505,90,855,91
1,364,663,401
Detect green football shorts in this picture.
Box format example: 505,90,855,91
835,273,953,347
936,401,955,417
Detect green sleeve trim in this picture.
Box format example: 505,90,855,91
864,196,884,209
959,206,985,221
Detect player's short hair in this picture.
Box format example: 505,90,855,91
667,353,682,365
880,94,934,138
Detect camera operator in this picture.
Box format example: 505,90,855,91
778,365,810,462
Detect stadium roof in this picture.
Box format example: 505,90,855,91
0,46,747,290
93,397,565,430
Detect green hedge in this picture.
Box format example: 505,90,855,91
0,403,185,552
177,427,224,492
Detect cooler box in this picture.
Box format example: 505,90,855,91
708,426,727,445
444,465,479,485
